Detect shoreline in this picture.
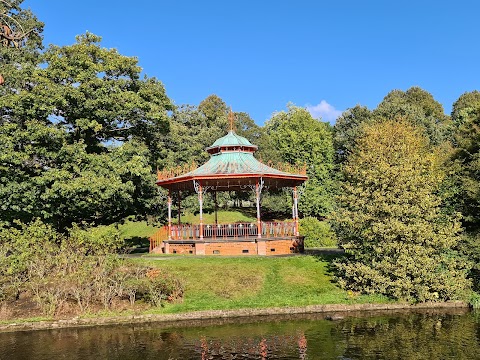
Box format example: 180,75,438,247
0,300,469,333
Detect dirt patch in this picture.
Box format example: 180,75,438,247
0,292,151,323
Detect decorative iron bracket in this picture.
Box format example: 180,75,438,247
193,180,211,194
244,177,265,193
259,177,265,193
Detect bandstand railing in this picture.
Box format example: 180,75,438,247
149,221,296,248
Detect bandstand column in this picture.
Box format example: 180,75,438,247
256,179,262,239
167,189,172,240
177,191,181,226
198,181,204,240
293,186,299,236
214,191,218,225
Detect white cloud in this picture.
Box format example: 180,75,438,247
306,100,343,123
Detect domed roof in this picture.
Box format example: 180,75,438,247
206,130,257,153
210,130,254,147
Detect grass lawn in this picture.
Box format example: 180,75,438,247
177,210,256,224
117,219,158,249
130,254,391,314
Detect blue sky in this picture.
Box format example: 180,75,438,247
23,0,480,124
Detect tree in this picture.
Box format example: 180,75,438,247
0,0,44,100
373,87,451,145
0,27,169,228
450,91,480,292
2,31,172,155
157,95,263,169
0,119,160,228
450,91,480,229
198,94,228,126
334,105,372,164
39,140,159,229
333,119,470,302
451,90,480,122
0,119,64,225
264,105,335,218
234,111,263,145
34,32,172,155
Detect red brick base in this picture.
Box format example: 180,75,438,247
155,237,304,256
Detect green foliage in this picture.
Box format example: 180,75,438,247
0,219,59,278
264,105,335,218
299,217,337,248
0,120,160,228
0,0,44,100
0,22,169,229
334,105,372,164
450,91,480,230
67,224,124,255
0,220,183,315
40,140,159,229
373,87,452,145
38,32,172,152
333,119,470,302
0,119,63,225
157,95,262,170
260,191,292,217
457,232,480,292
451,90,480,122
470,293,480,310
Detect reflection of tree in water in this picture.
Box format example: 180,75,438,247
196,332,307,359
334,312,480,360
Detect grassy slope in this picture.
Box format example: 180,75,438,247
118,220,158,239
121,213,387,313
131,255,390,314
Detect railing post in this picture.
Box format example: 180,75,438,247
168,189,172,240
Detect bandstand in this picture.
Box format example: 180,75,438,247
149,112,308,256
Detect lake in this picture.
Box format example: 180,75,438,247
0,308,479,359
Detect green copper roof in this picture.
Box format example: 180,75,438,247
183,151,292,177
209,130,255,148
156,128,308,191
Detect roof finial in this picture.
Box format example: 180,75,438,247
228,107,235,132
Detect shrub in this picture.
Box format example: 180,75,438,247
458,232,480,292
0,220,184,315
299,217,337,248
333,120,471,302
67,223,124,255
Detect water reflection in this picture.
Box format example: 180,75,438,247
0,309,479,360
197,332,307,359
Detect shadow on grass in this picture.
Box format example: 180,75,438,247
123,236,150,254
305,248,347,282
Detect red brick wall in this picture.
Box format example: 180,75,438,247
170,243,195,255
164,239,298,256
264,240,296,256
205,241,258,255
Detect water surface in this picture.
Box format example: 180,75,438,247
0,309,479,359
